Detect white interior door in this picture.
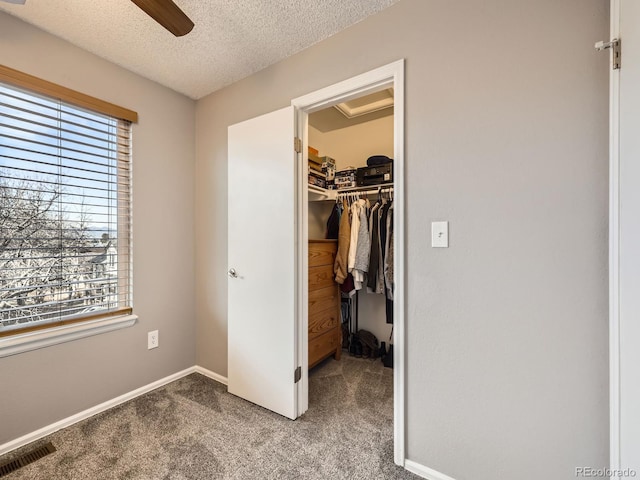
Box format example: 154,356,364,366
616,0,640,473
227,106,298,420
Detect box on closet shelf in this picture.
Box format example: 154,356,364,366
308,170,327,189
308,152,323,166
321,156,336,183
308,151,324,184
335,168,357,190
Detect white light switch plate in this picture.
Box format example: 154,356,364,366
432,221,449,248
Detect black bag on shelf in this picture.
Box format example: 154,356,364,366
367,155,393,167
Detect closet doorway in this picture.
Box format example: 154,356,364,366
226,60,405,466
292,60,405,466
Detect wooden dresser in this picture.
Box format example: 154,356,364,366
308,240,342,369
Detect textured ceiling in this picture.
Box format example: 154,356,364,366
0,0,400,99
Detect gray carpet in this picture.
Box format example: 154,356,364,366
1,356,420,479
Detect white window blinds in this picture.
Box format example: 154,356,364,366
0,81,132,335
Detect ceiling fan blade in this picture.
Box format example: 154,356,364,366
0,0,27,4
130,0,194,37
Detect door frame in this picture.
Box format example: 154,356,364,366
609,0,621,474
291,59,406,466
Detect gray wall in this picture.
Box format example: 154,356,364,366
0,14,196,444
195,1,610,479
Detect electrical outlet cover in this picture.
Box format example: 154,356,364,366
148,330,159,349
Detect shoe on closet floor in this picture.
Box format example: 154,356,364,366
341,323,350,349
354,340,363,358
349,334,358,356
379,341,387,359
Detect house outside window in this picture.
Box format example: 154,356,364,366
0,67,135,340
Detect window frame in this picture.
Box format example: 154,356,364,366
0,65,138,357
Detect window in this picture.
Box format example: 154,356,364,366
0,66,136,342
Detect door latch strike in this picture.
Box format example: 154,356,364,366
294,366,302,383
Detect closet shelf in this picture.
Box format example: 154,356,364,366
308,182,394,202
308,184,337,202
335,183,394,194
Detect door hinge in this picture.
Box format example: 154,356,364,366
294,366,302,383
294,137,302,154
595,38,621,70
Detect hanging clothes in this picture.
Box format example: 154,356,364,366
332,189,393,321
347,199,370,290
366,201,382,292
383,202,394,324
352,199,371,290
384,203,394,300
325,202,340,239
373,199,391,294
347,199,362,273
334,199,351,284
340,273,355,294
358,192,394,322
367,199,390,294
385,298,394,324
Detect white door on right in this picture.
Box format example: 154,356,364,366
618,0,640,474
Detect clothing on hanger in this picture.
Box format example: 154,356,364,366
374,200,390,294
340,273,356,295
347,199,362,273
334,199,351,284
366,201,381,292
325,202,340,239
384,202,394,300
385,298,393,325
352,199,371,290
384,200,394,324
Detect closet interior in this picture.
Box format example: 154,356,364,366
306,88,395,375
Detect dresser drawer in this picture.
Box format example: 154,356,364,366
309,264,335,290
308,241,337,267
308,240,340,370
309,285,339,316
309,327,341,369
309,304,340,340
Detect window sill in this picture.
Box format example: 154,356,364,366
0,314,138,358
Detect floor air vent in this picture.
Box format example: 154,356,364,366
0,442,56,477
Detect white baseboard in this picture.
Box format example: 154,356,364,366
194,365,228,385
0,365,228,457
404,459,458,480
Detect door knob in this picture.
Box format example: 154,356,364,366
228,268,238,278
